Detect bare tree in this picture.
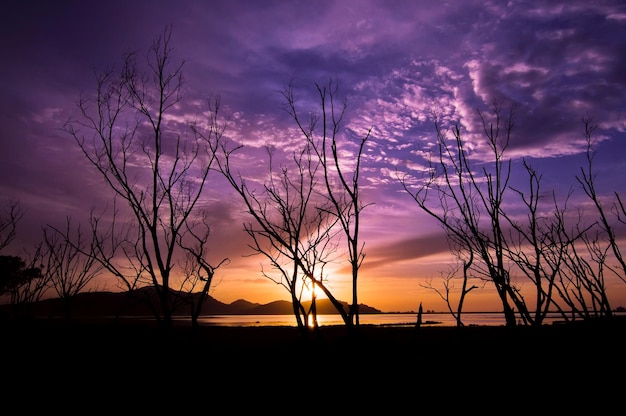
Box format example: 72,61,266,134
500,162,581,326
0,200,23,253
420,242,481,327
64,27,225,328
178,214,230,329
551,209,612,320
401,105,623,326
399,102,522,327
212,134,346,336
0,200,48,317
577,118,626,286
43,217,105,319
544,119,625,320
283,79,372,328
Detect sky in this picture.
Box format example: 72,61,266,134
1,0,626,313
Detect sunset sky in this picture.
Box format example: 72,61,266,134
1,0,626,313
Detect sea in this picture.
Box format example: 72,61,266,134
180,311,622,327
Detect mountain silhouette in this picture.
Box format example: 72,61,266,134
5,287,382,317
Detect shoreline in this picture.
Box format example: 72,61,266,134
17,310,623,328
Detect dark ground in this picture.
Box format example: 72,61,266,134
2,317,624,412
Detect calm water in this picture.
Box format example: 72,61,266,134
189,312,595,327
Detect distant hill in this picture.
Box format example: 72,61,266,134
1,287,382,318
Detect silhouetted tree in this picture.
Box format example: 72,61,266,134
0,200,23,253
0,201,48,316
400,102,521,327
178,214,230,329
0,254,46,318
64,27,225,328
401,102,623,326
419,245,481,327
547,118,622,320
500,161,583,326
43,217,105,319
577,118,626,287
283,79,372,328
212,133,345,335
557,219,613,319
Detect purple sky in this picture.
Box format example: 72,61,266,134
2,0,626,312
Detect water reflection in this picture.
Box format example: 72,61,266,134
191,312,592,327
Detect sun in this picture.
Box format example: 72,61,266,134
300,279,327,303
